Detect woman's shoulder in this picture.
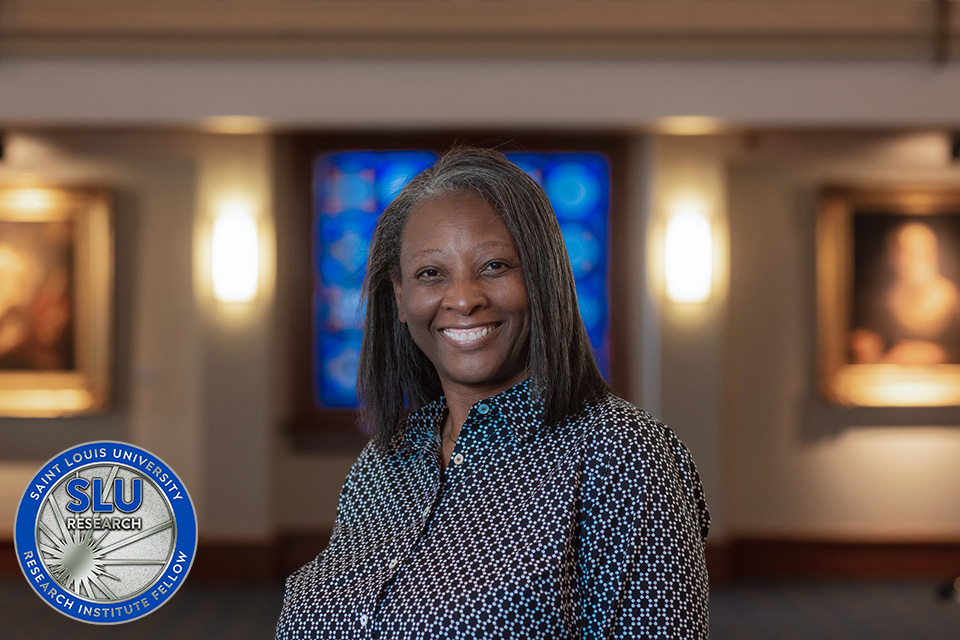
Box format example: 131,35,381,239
567,393,702,482
570,392,710,538
344,436,396,481
570,392,672,452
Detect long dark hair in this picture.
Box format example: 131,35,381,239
358,147,608,447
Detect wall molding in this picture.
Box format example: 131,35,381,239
0,1,957,59
4,536,960,583
722,537,960,580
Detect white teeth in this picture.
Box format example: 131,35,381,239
444,326,493,342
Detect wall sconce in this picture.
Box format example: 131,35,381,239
211,202,259,303
665,201,713,303
8,188,54,212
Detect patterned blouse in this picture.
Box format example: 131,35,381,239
276,380,710,639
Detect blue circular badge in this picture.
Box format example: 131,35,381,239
14,441,198,624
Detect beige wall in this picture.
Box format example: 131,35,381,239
2,56,960,546
638,136,734,541
0,131,201,535
4,129,960,543
2,59,960,128
0,131,279,542
726,132,960,539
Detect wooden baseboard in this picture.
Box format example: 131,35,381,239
724,537,960,580
190,540,280,584
1,540,19,577
0,534,333,584
278,535,960,583
4,536,960,583
277,531,333,577
705,542,735,583
1,539,283,584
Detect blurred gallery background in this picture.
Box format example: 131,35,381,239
2,0,960,637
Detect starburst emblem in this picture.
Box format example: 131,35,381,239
36,464,176,601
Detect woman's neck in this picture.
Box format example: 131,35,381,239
439,373,529,442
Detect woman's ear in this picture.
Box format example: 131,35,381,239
392,279,406,324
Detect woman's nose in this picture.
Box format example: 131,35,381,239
443,276,487,314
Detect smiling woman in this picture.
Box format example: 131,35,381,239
393,192,532,466
276,148,710,640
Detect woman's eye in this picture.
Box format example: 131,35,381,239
484,261,508,272
417,268,440,279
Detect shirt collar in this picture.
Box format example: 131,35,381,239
398,378,546,452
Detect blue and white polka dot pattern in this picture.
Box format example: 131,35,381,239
277,380,710,639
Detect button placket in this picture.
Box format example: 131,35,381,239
446,402,494,473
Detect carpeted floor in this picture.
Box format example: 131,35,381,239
1,577,958,639
710,580,960,640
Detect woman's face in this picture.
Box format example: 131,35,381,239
393,191,531,398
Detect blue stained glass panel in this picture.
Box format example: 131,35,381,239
313,150,611,408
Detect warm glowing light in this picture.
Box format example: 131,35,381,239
212,203,259,303
833,365,960,407
201,116,270,135
665,202,712,303
2,188,54,213
0,389,95,417
657,116,725,136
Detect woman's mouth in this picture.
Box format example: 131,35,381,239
440,323,500,344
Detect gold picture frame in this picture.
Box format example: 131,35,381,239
0,187,112,417
818,186,960,407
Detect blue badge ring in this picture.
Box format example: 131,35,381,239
14,441,198,624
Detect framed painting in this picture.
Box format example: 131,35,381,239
818,186,960,407
0,187,112,417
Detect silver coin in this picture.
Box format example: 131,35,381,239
35,463,176,601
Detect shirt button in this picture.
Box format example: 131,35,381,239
477,403,490,415
389,558,398,569
360,614,368,627
453,453,464,466
422,505,431,517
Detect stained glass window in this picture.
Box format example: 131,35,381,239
313,150,611,409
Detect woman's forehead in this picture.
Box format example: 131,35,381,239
400,192,516,253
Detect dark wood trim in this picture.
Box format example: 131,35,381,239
281,131,631,448
1,539,20,577
189,540,279,584
4,536,960,583
705,542,735,584
606,137,632,394
277,531,334,578
286,414,371,451
725,537,960,580
0,537,327,584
